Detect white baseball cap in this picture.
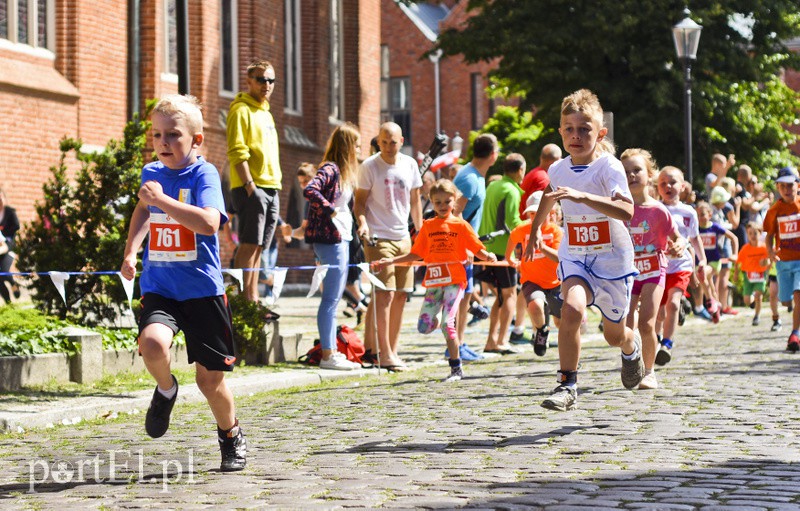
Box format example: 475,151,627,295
523,191,543,215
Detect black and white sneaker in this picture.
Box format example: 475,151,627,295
219,427,247,472
541,384,577,411
532,327,549,357
145,375,178,438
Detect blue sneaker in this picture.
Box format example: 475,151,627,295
694,307,713,321
460,343,484,361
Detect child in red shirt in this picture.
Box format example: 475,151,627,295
372,179,496,381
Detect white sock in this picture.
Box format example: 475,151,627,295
512,326,524,335
158,382,177,399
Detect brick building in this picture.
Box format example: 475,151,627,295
381,0,498,157
0,0,380,276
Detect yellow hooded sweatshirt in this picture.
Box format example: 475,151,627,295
226,92,282,189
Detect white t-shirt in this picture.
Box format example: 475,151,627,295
332,185,353,242
549,153,636,279
358,152,422,240
664,201,699,274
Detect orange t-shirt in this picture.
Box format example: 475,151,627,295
737,243,769,276
764,198,800,261
411,215,486,288
507,219,562,289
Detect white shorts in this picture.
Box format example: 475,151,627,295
557,259,632,323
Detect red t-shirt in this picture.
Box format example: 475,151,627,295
411,215,486,287
764,198,800,262
519,166,550,216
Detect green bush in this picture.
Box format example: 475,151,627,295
16,107,151,325
226,287,271,359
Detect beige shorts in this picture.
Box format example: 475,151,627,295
364,238,414,292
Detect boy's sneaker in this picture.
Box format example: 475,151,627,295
541,384,577,411
752,316,760,326
444,367,463,382
621,331,644,390
532,327,549,357
786,333,800,353
694,308,713,321
219,428,247,472
655,344,672,366
145,375,178,438
772,318,783,332
509,330,527,344
638,372,658,390
320,352,360,370
468,302,490,321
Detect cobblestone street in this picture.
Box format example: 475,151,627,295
2,295,800,510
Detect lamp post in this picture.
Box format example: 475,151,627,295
672,9,702,185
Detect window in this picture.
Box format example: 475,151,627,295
471,73,484,130
220,0,238,95
382,77,411,146
164,0,178,76
284,0,301,113
329,0,344,121
1,0,53,51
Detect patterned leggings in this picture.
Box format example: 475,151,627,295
417,284,465,342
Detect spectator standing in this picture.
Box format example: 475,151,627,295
0,188,20,302
303,123,363,370
704,153,735,199
227,60,282,302
355,122,422,370
519,144,562,216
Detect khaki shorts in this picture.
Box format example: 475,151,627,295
364,238,413,292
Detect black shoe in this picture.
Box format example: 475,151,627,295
219,428,247,472
509,330,527,344
532,327,549,357
678,296,691,326
145,375,178,438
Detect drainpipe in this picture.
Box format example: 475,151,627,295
176,0,190,94
127,0,140,119
428,49,443,134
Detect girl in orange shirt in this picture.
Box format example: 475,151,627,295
372,180,496,381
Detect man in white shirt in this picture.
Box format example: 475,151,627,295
355,122,422,370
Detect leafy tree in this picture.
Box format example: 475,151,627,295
436,0,800,186
16,109,151,324
464,105,551,176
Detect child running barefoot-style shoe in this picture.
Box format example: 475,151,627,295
655,338,673,366
532,326,549,357
621,331,645,389
219,424,247,472
772,317,783,332
145,375,178,438
541,384,577,411
638,371,658,390
786,332,800,353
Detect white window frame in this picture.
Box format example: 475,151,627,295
0,0,55,55
219,0,238,98
162,0,178,82
284,0,302,114
328,0,345,123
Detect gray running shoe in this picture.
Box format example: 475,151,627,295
541,384,577,411
655,344,672,366
772,318,782,332
621,330,644,389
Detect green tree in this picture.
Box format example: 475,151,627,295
16,109,150,324
436,0,800,185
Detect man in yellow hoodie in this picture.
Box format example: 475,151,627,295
227,60,283,302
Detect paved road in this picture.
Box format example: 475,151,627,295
2,295,800,510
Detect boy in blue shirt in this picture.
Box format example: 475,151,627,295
121,95,246,472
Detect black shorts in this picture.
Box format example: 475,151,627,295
474,256,517,290
231,186,280,248
139,293,236,371
521,281,563,319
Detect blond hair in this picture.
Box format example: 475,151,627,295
296,162,316,178
321,122,361,187
429,179,458,198
659,165,685,183
152,94,204,134
621,148,658,179
561,89,615,156
246,59,273,76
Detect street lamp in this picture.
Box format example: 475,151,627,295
672,9,702,185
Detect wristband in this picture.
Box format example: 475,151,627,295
245,180,254,187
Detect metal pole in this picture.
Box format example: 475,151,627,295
683,59,693,186
176,0,190,95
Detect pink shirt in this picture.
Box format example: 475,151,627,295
627,202,674,280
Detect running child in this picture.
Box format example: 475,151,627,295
622,149,684,390
524,89,643,411
506,191,563,356
371,179,497,381
120,95,246,472
764,166,800,352
697,200,739,311
655,166,710,366
736,221,770,326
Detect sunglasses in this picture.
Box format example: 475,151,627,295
253,76,276,85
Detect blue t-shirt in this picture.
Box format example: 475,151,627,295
699,222,728,263
453,163,485,232
139,157,229,300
